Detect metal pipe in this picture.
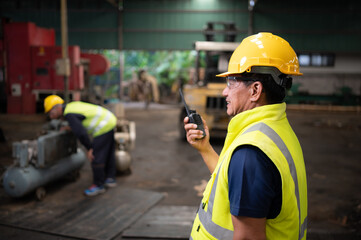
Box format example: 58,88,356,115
248,0,257,36
60,0,70,103
118,1,124,100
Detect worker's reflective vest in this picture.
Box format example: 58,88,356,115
190,103,308,240
64,101,116,137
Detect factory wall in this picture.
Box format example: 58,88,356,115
0,0,118,49
0,0,360,52
298,54,361,97
122,0,361,53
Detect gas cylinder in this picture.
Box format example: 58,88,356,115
115,150,131,172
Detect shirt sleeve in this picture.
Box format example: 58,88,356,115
64,113,92,150
228,145,282,219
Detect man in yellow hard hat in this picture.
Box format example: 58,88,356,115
44,95,117,196
184,33,307,239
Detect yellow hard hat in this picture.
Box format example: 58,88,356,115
217,32,302,77
44,95,64,113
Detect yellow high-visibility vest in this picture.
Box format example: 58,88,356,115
64,101,116,137
190,103,307,240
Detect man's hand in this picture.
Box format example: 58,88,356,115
183,116,219,173
60,126,71,132
183,116,210,152
87,148,94,162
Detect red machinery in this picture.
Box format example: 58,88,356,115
1,21,109,114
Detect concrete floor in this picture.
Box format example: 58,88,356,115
0,102,360,239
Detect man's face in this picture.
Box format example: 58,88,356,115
48,105,62,119
222,77,253,116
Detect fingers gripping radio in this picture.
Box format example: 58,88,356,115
179,89,206,139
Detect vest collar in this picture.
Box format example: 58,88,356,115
224,103,287,146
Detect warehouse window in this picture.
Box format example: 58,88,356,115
298,53,335,67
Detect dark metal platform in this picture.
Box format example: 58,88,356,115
122,205,197,239
0,188,164,240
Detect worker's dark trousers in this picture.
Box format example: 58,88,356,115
92,129,116,186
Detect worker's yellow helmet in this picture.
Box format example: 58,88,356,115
44,95,64,113
217,32,302,77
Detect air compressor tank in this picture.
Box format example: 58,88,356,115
3,149,86,198
2,130,86,199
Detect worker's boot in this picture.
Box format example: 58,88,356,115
84,184,106,196
104,178,117,188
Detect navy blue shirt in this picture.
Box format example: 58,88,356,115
228,145,282,219
62,105,92,150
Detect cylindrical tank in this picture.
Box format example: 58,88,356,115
3,148,86,198
115,150,131,172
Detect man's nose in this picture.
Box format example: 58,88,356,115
222,86,228,97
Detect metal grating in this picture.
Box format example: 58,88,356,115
122,205,197,239
0,188,164,240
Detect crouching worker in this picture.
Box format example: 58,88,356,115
44,95,117,196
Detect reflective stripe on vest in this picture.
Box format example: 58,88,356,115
87,106,103,134
197,155,233,239
93,109,113,135
196,122,307,240
85,106,113,136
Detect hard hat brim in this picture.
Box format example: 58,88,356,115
216,72,232,77
216,69,303,78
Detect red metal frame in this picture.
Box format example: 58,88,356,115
3,21,84,114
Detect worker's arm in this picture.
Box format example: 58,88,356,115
64,113,92,150
228,146,282,240
232,215,266,240
184,116,219,173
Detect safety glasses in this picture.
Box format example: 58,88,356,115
225,76,255,89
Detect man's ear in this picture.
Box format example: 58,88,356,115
250,81,263,102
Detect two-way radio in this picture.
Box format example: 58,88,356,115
179,89,206,139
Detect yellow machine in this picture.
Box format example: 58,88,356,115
179,41,240,139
